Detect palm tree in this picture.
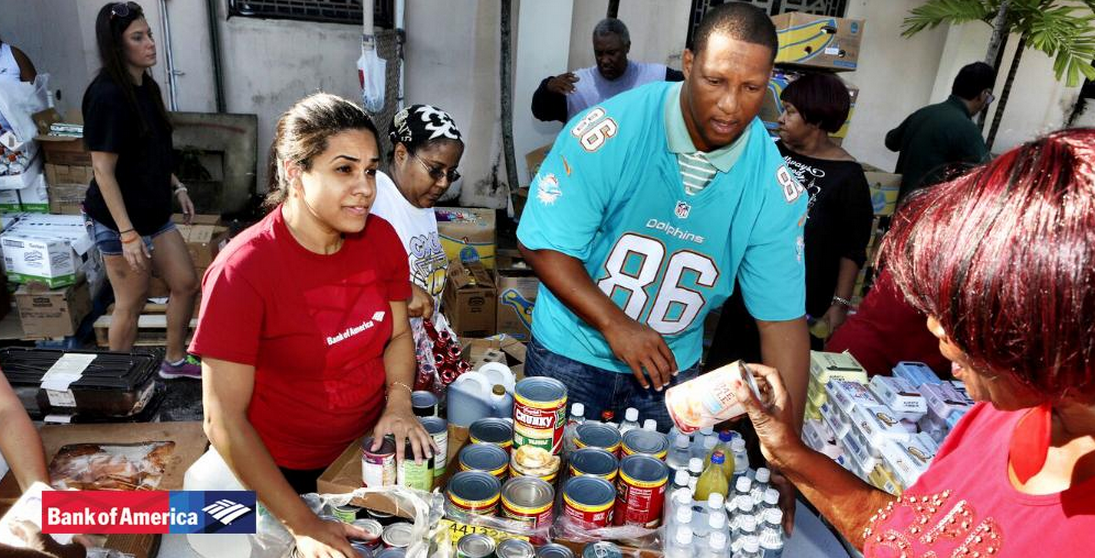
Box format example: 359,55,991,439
902,0,1095,150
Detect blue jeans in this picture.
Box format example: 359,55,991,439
87,217,175,256
524,336,699,433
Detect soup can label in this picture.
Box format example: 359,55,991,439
513,378,567,455
613,454,668,528
397,451,433,491
420,417,449,478
501,477,554,542
362,437,396,488
561,476,615,529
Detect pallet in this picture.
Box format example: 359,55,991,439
92,314,196,347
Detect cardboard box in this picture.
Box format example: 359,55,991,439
0,155,43,191
17,173,49,213
461,336,527,377
32,109,91,167
864,171,901,217
435,207,496,269
176,223,230,268
0,188,20,212
174,213,222,226
44,163,94,187
14,278,92,338
524,144,551,183
758,69,858,138
442,259,496,338
1,214,94,287
772,13,864,72
47,183,88,215
495,269,538,342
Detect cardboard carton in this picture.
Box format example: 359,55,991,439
461,336,527,377
1,214,94,287
176,223,230,268
44,163,94,186
0,155,43,191
759,69,858,139
495,269,538,342
0,188,20,212
442,259,496,338
32,109,90,167
435,207,496,269
524,144,551,182
17,173,49,213
47,183,88,215
864,171,901,217
14,278,92,338
772,13,864,72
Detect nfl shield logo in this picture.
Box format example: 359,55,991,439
674,201,691,219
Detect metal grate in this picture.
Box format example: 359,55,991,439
686,0,849,48
228,0,394,28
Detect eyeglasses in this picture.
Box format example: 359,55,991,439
985,92,995,105
412,152,460,183
111,2,142,19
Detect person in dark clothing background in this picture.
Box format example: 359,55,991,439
886,61,994,201
531,17,683,123
707,72,872,367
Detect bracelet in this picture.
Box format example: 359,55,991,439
121,233,140,244
831,295,853,308
118,228,135,235
387,381,413,396
174,186,187,195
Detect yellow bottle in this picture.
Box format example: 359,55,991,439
694,450,730,502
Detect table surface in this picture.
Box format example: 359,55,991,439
159,499,849,558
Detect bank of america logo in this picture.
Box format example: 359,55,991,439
201,499,253,525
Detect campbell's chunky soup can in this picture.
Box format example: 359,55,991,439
613,454,668,528
513,377,567,455
561,475,615,529
446,471,502,517
362,436,397,488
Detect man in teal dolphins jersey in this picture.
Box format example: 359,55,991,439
517,2,811,431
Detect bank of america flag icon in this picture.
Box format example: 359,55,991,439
202,499,253,525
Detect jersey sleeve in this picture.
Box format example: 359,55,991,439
517,105,627,261
738,162,808,322
189,258,265,366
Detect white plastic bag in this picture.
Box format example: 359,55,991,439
358,38,386,115
0,73,49,142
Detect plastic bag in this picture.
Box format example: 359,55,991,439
49,441,175,491
0,73,49,143
412,315,468,400
357,39,386,115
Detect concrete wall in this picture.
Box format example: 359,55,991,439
567,0,691,72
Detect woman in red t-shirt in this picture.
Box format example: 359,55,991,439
731,128,1095,556
191,93,434,558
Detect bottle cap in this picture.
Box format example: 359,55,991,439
688,458,704,473
718,430,734,442
492,384,506,396
571,402,585,417
731,438,746,451
764,488,780,506
710,451,725,465
710,531,728,549
675,506,693,523
735,475,752,493
766,507,784,526
703,436,718,449
625,408,639,422
674,469,691,487
674,435,690,448
740,514,756,532
737,497,754,513
706,492,724,508
643,419,658,431
675,527,693,545
700,426,714,436
754,467,771,483
743,536,760,553
674,489,692,506
708,511,726,528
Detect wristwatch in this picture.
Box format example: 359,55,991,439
831,295,852,308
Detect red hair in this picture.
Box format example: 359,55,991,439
883,128,1095,398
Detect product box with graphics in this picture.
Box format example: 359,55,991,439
0,214,94,287
442,259,496,338
771,12,864,72
759,69,858,139
495,269,539,342
435,207,496,269
863,171,902,217
14,278,92,338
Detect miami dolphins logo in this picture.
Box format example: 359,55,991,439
500,288,535,330
777,18,838,63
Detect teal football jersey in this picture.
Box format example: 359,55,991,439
517,81,807,373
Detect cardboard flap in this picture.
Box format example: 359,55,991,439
447,259,494,290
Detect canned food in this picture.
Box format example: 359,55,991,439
375,549,406,558
459,443,510,478
367,508,398,526
561,475,615,529
536,543,575,558
621,429,669,460
456,533,496,558
513,377,568,455
349,540,373,558
381,522,413,548
419,416,449,477
568,448,619,482
333,504,361,523
350,518,383,547
447,471,502,516
397,441,434,491
501,476,555,536
509,445,560,483
469,418,515,452
496,538,536,558
582,542,623,558
574,423,622,455
613,454,669,528
362,436,397,488
412,390,439,417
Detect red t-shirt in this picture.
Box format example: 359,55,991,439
864,402,1095,557
190,208,411,470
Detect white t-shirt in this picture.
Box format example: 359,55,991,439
370,171,448,317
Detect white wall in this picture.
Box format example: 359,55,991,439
567,0,691,72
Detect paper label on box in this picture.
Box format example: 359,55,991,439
45,389,76,407
40,353,96,391
43,414,73,424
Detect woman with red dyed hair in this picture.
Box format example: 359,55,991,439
733,128,1095,555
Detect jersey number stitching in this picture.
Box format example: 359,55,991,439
570,107,618,152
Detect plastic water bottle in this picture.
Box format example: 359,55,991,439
700,435,719,466
750,468,771,506
733,475,753,507
643,418,659,431
704,530,729,558
692,491,724,544
730,438,749,484
688,458,705,491
759,508,785,558
731,497,756,539
666,525,694,558
708,509,729,542
724,494,739,527
564,402,586,452
691,426,715,461
737,535,763,558
732,515,758,554
665,470,692,521
620,407,640,433
668,435,692,472
762,488,781,514
668,501,693,537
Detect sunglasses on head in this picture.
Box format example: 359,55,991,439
111,2,142,19
412,152,461,183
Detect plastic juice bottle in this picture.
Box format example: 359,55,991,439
694,451,730,501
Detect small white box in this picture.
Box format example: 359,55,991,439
1,214,93,288
869,375,927,421
848,403,911,449
892,361,942,386
820,401,850,440
810,351,869,384
827,379,880,415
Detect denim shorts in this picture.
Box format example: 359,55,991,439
523,336,699,432
88,217,175,256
